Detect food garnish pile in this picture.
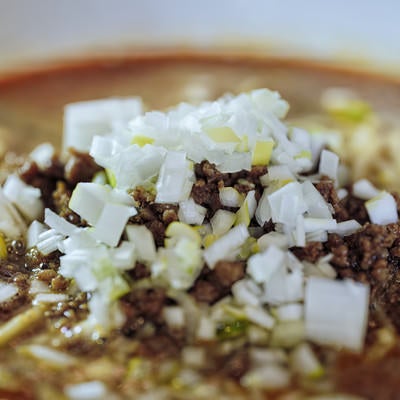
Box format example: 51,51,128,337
1,89,400,399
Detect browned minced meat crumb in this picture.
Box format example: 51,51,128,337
291,241,325,264
24,248,61,271
45,292,88,325
0,261,30,321
19,160,62,209
52,181,84,226
191,261,245,304
221,349,250,381
121,287,167,337
130,203,178,247
50,274,69,291
314,178,369,224
37,269,57,283
62,337,107,357
64,148,102,185
131,186,156,207
128,262,151,281
191,161,267,218
136,332,182,359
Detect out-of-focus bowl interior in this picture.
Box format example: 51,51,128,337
0,0,400,77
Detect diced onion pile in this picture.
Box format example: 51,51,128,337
1,88,395,362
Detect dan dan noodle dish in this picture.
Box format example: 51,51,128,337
0,86,400,400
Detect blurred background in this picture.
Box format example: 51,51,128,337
0,0,399,75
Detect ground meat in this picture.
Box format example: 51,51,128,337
128,262,151,281
50,274,69,291
64,149,101,185
222,349,250,381
137,333,181,359
130,204,178,246
212,260,246,288
37,269,57,283
45,292,88,323
121,287,167,336
19,160,62,209
338,193,369,224
52,181,83,225
0,265,29,322
191,262,245,304
191,279,221,304
62,337,106,357
131,186,156,207
191,161,267,217
0,291,28,322
291,241,326,264
191,178,222,216
0,260,28,282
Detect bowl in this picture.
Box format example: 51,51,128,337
0,0,400,77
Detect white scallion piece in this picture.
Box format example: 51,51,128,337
44,208,79,236
302,180,332,219
337,188,348,200
257,231,289,251
305,277,369,352
181,346,206,368
365,191,398,225
267,165,295,183
63,97,142,152
276,303,303,321
29,143,55,170
0,189,27,238
210,209,236,236
163,306,185,329
0,282,18,303
91,203,136,247
19,344,76,367
26,220,47,249
178,198,207,225
241,364,291,390
330,219,362,237
244,305,275,329
156,151,193,203
267,182,307,226
232,279,262,307
3,174,43,222
196,316,216,341
219,187,243,208
255,189,272,226
111,241,136,270
36,229,64,255
263,269,304,305
33,293,69,305
353,179,380,200
203,224,249,268
69,182,110,226
291,343,323,378
64,380,109,400
247,245,285,284
125,225,156,263
318,149,339,182
303,218,337,233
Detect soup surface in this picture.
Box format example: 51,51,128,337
1,55,400,400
